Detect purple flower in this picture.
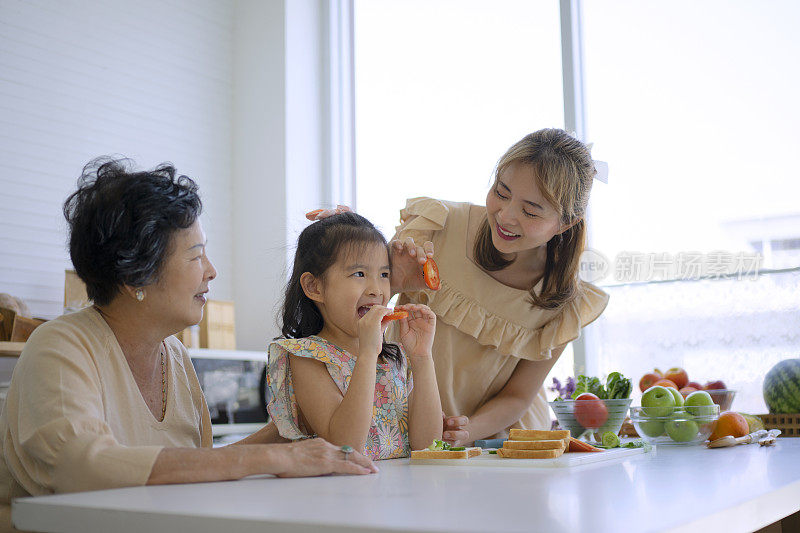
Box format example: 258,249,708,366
549,376,578,400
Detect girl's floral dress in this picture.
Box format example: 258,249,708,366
267,336,413,460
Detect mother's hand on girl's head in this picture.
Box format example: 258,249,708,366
389,237,435,295
442,415,470,446
273,438,378,477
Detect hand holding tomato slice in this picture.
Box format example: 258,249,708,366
381,310,408,323
573,392,609,429
389,236,437,294
393,304,436,359
422,258,440,290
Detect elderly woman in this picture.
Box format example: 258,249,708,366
0,158,375,531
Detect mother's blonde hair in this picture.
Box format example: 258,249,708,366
473,128,596,310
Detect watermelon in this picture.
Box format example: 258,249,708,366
763,359,800,414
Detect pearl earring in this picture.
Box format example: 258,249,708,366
135,289,145,301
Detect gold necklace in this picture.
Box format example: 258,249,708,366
160,344,167,421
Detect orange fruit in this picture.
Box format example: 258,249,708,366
708,411,749,441
653,378,678,390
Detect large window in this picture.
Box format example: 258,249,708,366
353,0,573,381
582,1,800,412
353,1,800,414
354,0,564,237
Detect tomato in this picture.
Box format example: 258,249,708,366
423,258,441,290
573,393,608,429
381,310,409,323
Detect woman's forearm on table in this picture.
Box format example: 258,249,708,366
464,394,532,441
147,445,283,485
464,347,566,441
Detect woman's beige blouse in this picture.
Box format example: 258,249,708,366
389,197,609,437
0,306,211,531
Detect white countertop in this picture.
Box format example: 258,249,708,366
13,439,800,533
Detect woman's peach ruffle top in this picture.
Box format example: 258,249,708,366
389,197,609,437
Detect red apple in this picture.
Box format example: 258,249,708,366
704,380,726,390
679,386,698,398
665,367,689,389
686,381,703,390
639,373,661,393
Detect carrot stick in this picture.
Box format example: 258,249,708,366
568,437,603,452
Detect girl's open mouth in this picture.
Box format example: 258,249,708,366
357,305,373,318
496,223,521,241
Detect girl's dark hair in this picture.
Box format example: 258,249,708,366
63,157,202,306
279,212,402,365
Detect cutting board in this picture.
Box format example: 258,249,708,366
409,447,648,468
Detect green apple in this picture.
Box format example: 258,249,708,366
685,390,715,417
668,387,684,407
641,386,676,417
665,412,699,442
638,420,665,438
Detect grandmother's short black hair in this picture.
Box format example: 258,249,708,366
63,157,202,306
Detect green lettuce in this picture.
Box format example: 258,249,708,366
570,372,632,400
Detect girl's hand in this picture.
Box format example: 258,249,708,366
273,438,378,477
358,305,391,358
442,414,470,446
389,237,435,294
395,303,436,359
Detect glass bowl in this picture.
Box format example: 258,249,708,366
704,389,736,411
549,398,632,443
630,405,720,446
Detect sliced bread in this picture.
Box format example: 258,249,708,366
496,447,565,459
502,439,567,451
509,428,570,441
410,447,482,460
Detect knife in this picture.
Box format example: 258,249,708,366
707,429,767,448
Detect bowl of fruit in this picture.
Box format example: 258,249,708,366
550,398,633,443
639,368,736,411
631,387,720,445
549,372,634,444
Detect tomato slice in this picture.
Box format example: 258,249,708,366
422,258,441,290
381,310,409,323
305,209,324,220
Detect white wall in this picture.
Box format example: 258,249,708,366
0,0,333,350
231,0,287,350
0,0,235,318
232,0,330,350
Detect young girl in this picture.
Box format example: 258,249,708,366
267,212,443,460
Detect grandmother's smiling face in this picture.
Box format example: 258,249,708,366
143,220,217,332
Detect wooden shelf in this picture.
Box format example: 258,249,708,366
0,342,25,358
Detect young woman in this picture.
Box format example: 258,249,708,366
387,128,610,445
